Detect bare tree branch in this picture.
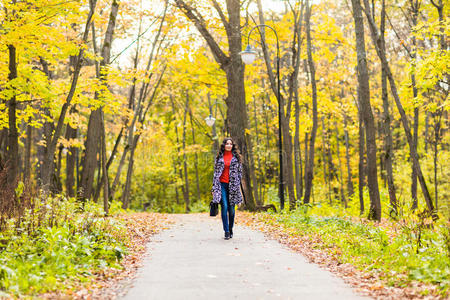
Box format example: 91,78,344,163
210,0,230,36
174,0,229,69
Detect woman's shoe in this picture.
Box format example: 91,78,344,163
230,229,233,238
224,231,231,240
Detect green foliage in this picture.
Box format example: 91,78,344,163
189,201,209,213
0,196,127,297
263,205,450,296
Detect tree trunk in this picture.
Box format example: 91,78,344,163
93,152,101,202
358,109,365,215
280,117,295,209
424,111,430,152
289,0,305,209
79,106,101,200
431,110,443,211
65,121,78,197
381,0,398,214
38,58,57,191
0,129,7,167
55,145,63,193
258,0,303,210
410,0,419,210
115,0,168,206
23,125,32,184
108,59,138,201
189,102,201,202
4,2,19,191
294,91,303,202
430,0,445,51
120,64,166,207
246,119,260,206
304,131,309,200
64,52,79,197
326,126,337,200
173,161,180,205
224,69,255,210
252,96,261,206
182,92,190,213
171,96,185,206
40,1,96,192
110,144,129,200
303,1,318,204
256,0,299,210
6,44,19,189
100,110,109,214
93,9,141,202
433,117,440,210
93,126,123,199
262,78,273,194
207,92,220,153
335,121,346,207
321,117,331,203
411,104,419,208
79,0,118,201
175,0,255,210
344,116,354,198
351,0,381,221
122,135,138,209
431,0,448,149
362,0,436,218
253,98,262,203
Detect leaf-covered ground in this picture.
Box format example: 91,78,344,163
39,212,173,299
32,210,446,299
238,212,449,300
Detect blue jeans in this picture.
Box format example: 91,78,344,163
220,182,235,233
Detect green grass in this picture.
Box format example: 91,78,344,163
260,206,450,296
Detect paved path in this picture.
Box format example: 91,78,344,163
123,214,369,300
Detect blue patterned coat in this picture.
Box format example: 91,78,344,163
211,154,243,205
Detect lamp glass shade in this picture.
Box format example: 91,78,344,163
205,115,216,127
239,45,257,65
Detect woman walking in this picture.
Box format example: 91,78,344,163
211,138,243,240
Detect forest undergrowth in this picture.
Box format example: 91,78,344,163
240,195,450,299
0,183,170,298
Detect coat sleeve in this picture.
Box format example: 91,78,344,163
212,159,218,193
238,161,243,181
211,162,215,192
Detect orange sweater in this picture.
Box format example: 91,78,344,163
219,151,233,183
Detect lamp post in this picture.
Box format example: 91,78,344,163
240,24,284,210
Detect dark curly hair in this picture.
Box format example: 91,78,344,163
216,137,242,163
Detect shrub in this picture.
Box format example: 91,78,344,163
0,194,127,296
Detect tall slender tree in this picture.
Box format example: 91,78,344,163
303,0,318,204
6,43,19,188
361,0,436,218
350,0,381,221
174,0,256,210
80,0,119,201
380,0,398,214
39,0,97,192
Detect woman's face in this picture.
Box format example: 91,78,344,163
224,140,233,151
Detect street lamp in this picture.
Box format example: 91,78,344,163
205,115,216,127
240,24,284,210
240,45,257,64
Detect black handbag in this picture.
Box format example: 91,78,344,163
209,201,218,217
